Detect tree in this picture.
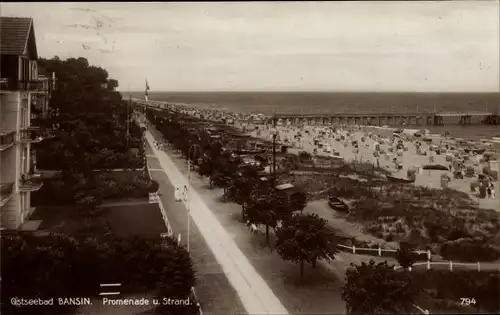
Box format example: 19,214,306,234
36,57,140,178
226,165,261,220
274,213,337,281
396,241,416,269
289,191,308,212
246,189,290,246
342,260,419,314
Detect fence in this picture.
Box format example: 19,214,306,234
337,244,431,261
393,261,494,272
335,244,500,272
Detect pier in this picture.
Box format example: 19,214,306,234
269,111,499,126
133,99,499,126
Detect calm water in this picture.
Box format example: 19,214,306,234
130,91,500,140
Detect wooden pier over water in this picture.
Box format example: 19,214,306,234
133,99,500,126
270,110,499,126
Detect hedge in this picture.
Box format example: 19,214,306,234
439,238,500,262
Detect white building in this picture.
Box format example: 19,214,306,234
0,17,54,229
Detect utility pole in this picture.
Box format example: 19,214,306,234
126,84,131,148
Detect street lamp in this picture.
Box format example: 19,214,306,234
185,144,199,253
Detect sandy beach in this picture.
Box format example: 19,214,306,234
245,121,499,210
156,103,499,211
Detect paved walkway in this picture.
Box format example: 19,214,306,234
145,130,289,315
145,143,246,315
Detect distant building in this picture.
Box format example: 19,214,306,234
0,17,54,229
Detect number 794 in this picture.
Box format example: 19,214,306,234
460,298,476,306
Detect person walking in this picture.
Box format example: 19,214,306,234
486,184,492,199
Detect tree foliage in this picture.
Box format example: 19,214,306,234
36,57,142,175
246,189,291,245
396,241,416,269
1,231,196,315
342,260,419,314
289,191,308,212
275,213,338,280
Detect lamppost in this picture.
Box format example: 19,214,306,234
185,143,199,253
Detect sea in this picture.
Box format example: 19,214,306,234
129,91,500,140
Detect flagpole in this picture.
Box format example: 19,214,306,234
144,78,149,115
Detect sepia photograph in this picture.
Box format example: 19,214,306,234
0,2,499,315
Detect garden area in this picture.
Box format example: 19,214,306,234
29,57,160,231
326,176,500,262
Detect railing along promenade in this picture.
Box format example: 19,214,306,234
132,98,499,126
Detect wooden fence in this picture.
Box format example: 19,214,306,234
337,244,431,260
394,261,489,272
337,244,500,272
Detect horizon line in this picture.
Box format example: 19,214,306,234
120,90,500,94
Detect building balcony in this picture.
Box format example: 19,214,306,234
19,173,43,192
19,127,44,143
0,131,16,151
0,182,14,207
0,78,48,92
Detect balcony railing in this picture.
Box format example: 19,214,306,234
19,173,43,192
19,127,44,143
0,131,16,151
0,182,14,206
0,78,49,92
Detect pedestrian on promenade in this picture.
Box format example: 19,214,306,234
174,187,182,202
183,185,188,201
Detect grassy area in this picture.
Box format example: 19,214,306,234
96,170,144,181
30,206,111,234
30,204,167,238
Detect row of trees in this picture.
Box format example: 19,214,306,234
145,108,500,314
146,111,331,278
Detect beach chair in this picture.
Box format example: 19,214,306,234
465,167,475,177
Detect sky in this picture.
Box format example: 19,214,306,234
1,1,499,92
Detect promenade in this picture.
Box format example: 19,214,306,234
144,126,290,314
144,141,246,315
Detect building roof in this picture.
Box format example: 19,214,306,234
276,183,294,190
0,17,37,58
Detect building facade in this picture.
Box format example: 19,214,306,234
0,17,54,229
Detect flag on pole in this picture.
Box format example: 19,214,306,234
145,79,150,102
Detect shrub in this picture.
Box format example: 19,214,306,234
439,238,500,262
148,179,159,193
1,232,196,315
298,151,312,161
411,270,499,313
